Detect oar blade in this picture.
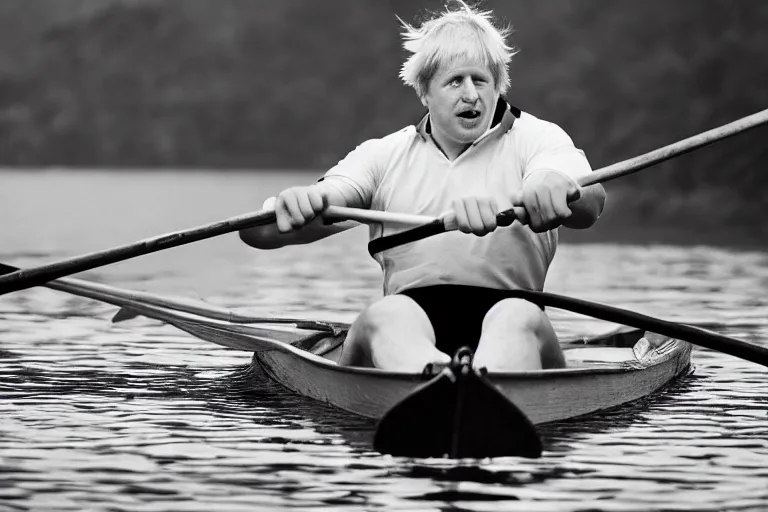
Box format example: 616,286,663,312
111,307,141,323
459,369,542,458
374,370,458,458
374,352,542,459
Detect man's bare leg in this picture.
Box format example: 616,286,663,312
473,298,565,371
337,295,451,371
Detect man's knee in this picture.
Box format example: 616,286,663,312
483,298,546,333
477,298,562,370
342,294,441,370
355,295,428,335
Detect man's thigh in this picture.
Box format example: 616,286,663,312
339,294,438,368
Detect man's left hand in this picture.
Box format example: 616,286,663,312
512,171,581,232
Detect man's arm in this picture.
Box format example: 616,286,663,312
515,169,606,232
239,180,361,249
562,182,606,229
517,121,606,232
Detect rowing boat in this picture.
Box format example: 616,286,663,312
4,109,766,457
33,272,692,428
0,262,699,457
256,330,692,425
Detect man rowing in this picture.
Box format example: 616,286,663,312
240,1,606,372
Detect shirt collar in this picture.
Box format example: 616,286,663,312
415,97,521,142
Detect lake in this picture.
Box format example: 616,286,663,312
1,169,767,511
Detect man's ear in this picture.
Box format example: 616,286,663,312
420,95,428,108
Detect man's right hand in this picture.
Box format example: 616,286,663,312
274,185,329,233
451,196,499,236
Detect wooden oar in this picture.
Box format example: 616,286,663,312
0,204,428,297
506,289,768,368
368,107,768,255
0,209,270,296
0,262,341,333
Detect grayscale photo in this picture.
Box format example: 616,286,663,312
0,0,766,510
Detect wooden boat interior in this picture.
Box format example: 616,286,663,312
295,325,680,373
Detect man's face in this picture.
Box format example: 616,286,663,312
422,58,498,154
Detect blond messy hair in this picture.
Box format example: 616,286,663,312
399,1,517,98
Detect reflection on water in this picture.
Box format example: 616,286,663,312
1,170,767,511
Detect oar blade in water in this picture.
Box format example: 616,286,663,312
111,307,141,323
374,349,542,459
374,369,458,458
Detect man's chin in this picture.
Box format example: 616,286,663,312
454,126,486,143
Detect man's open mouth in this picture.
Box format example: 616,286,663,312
457,110,481,119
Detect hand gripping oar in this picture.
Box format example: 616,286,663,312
368,107,768,255
374,347,542,459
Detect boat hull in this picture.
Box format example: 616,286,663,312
254,333,692,424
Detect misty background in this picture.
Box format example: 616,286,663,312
1,0,766,245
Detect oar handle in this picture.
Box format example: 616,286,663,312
492,184,584,229
368,184,578,255
323,205,436,228
495,208,521,228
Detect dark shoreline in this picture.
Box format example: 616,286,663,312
0,0,765,190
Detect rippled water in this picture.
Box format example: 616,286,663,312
1,170,767,511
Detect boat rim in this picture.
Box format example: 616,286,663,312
251,336,691,380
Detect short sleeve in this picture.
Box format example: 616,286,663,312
523,122,592,185
321,138,387,208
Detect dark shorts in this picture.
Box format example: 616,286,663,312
398,285,544,357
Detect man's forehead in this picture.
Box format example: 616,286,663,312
434,54,492,75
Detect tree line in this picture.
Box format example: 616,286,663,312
0,0,765,198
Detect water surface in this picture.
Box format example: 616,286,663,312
1,170,767,511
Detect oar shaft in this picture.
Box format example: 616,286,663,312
582,108,768,187
0,210,276,296
501,108,768,222
0,262,344,338
512,289,768,368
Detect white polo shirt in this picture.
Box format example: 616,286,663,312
322,100,593,295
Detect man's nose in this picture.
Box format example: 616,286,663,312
461,77,479,102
